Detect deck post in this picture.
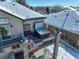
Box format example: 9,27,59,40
52,31,62,59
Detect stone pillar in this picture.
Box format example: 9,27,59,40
22,40,28,59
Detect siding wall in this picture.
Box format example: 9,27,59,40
0,10,24,36
0,41,28,59
23,20,35,31
23,20,43,31
48,25,79,50
0,47,12,59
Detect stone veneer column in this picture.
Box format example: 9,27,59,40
22,40,28,59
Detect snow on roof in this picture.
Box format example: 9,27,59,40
0,1,45,20
44,7,79,35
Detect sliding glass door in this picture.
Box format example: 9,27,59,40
23,24,31,35
34,20,44,30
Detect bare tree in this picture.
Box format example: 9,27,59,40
29,6,33,10
46,7,50,14
16,0,27,7
50,5,64,13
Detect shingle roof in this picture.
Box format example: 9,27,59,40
0,1,45,20
44,7,79,35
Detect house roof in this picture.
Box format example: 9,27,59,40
44,6,79,35
0,1,45,20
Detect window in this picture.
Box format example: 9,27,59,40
0,48,3,53
12,45,16,49
34,21,43,29
16,44,20,48
23,24,30,31
0,18,11,40
48,26,56,36
12,44,20,49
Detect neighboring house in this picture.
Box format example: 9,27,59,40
44,7,79,50
0,0,45,59
44,6,79,59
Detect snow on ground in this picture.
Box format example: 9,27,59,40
45,42,79,59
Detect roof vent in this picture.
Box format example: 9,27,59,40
76,20,79,23
10,1,16,6
64,11,66,12
13,3,15,6
55,15,57,18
